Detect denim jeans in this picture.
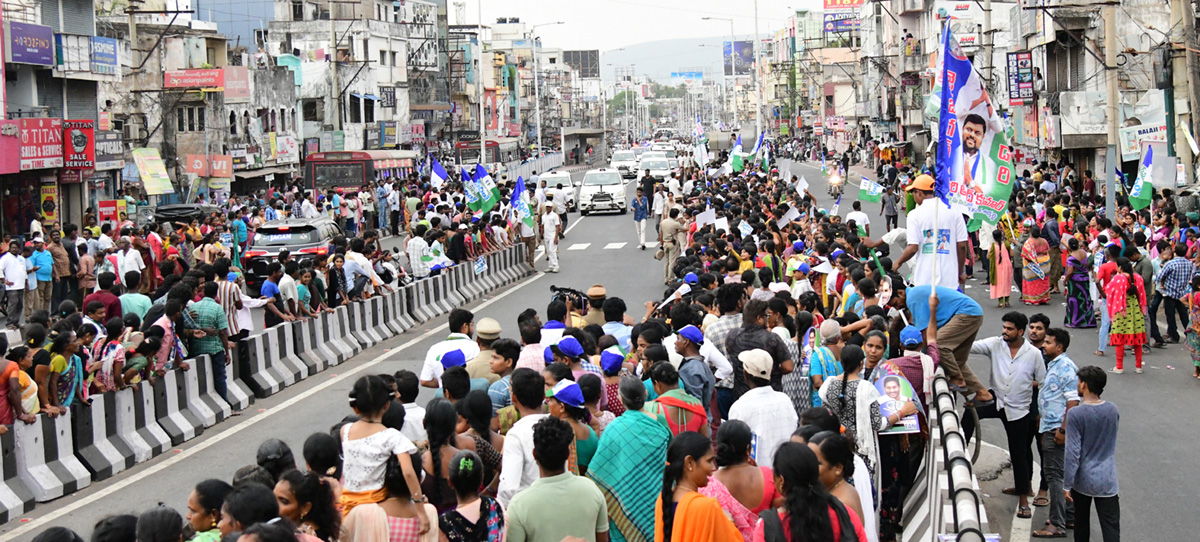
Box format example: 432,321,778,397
209,351,229,402
1148,292,1164,342
1040,432,1067,530
1163,296,1190,341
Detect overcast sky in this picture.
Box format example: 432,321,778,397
463,0,825,51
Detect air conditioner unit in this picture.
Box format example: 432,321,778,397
123,123,146,141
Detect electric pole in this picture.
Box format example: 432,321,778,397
1104,5,1118,215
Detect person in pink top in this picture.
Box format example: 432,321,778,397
700,420,781,540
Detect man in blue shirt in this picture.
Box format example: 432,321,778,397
631,187,649,249
259,262,292,328
1035,328,1079,538
892,282,993,404
28,237,54,315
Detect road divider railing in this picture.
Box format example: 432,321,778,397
902,372,990,542
0,243,535,524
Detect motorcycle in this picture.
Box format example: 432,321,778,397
827,172,843,197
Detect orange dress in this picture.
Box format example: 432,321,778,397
654,491,744,542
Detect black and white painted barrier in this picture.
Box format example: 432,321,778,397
0,244,535,523
901,372,990,542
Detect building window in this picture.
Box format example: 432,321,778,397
349,95,362,123
255,30,269,49
176,106,205,132
292,1,304,20
379,50,387,66
243,111,250,133
364,99,375,123
269,110,277,132
229,111,237,135
391,51,398,67
279,108,286,131
302,98,324,121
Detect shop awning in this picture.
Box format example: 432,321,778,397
363,94,380,101
350,92,363,99
234,166,293,179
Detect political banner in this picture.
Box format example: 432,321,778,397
930,28,1015,226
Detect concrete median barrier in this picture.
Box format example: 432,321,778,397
69,393,134,480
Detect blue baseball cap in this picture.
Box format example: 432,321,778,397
551,336,584,359
545,379,585,408
900,325,923,348
831,249,845,260
678,325,704,345
792,241,805,252
599,346,625,374
543,345,556,365
684,272,699,284
439,349,466,368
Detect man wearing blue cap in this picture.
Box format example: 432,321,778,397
420,308,480,388
675,325,715,422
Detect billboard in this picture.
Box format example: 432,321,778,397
1006,51,1033,106
7,22,54,66
723,41,753,76
824,0,865,9
823,12,860,32
670,71,704,86
163,69,224,89
562,50,600,78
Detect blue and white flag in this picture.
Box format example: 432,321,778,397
460,167,480,205
830,194,842,216
749,132,765,156
429,154,450,188
510,176,535,228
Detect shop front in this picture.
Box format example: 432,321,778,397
0,118,65,239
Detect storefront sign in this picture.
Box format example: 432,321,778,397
20,118,64,171
224,66,251,101
131,148,175,194
1119,123,1168,161
823,0,864,9
333,131,345,151
59,168,94,184
163,69,224,89
90,36,118,75
823,12,859,32
8,22,54,66
63,119,95,169
380,87,396,108
364,123,381,150
208,178,231,191
1006,51,1033,106
276,135,298,164
98,199,126,224
98,112,111,131
320,132,334,152
94,131,124,170
303,137,319,159
381,122,398,147
40,184,58,226
411,123,426,147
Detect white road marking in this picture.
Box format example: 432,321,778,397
1,216,595,537
644,241,659,248
604,242,627,250
567,243,591,251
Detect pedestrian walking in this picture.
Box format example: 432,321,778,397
1064,365,1121,542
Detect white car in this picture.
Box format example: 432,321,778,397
540,171,577,211
610,150,639,179
578,169,627,215
640,158,672,181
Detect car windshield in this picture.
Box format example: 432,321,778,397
612,152,635,161
643,160,669,170
642,153,665,161
663,150,677,158
252,226,320,247
583,172,622,185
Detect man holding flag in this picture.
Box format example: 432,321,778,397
511,177,538,268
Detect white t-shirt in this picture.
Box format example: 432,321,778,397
0,253,27,291
401,403,427,444
419,334,481,386
541,212,560,239
339,426,417,492
121,249,146,274
846,210,870,227
905,198,968,290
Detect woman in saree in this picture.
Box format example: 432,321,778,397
1021,227,1052,305
1106,258,1148,374
49,331,87,409
1064,237,1097,328
587,377,671,542
988,229,1013,308
654,431,741,542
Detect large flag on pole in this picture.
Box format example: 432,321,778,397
473,163,501,214
749,132,765,156
859,177,883,202
1130,148,1154,211
932,26,1015,226
730,135,745,173
511,176,536,228
693,115,704,138
429,154,450,188
460,167,481,209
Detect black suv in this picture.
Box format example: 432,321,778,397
243,218,342,294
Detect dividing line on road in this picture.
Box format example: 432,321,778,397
0,215,592,539
567,243,591,251
604,242,627,250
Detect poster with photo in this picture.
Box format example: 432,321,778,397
875,374,921,434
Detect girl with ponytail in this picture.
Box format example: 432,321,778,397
654,431,741,542
437,449,505,541
753,442,868,542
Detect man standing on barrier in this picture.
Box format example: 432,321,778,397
187,282,233,402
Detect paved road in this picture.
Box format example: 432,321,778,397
0,168,667,540
5,161,1193,541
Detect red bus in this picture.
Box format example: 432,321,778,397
304,149,419,192
454,137,521,165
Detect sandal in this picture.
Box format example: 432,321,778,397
1094,350,1105,357
1033,528,1067,538
1002,487,1026,496
1017,505,1032,519
1032,496,1050,507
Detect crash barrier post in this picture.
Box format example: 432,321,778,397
313,309,346,366
224,339,255,410
14,411,90,502
272,322,307,384
366,295,390,342
294,317,327,374
513,243,535,277
0,430,35,523
69,393,134,481
477,254,500,293
406,281,430,323
394,284,417,330
430,273,454,315
329,306,360,358
153,369,204,445
902,373,988,542
444,265,467,308
492,249,514,287
381,288,407,335
346,300,375,348
130,381,172,456
359,297,385,345
458,260,481,302
187,355,233,425
499,247,520,285
242,332,284,398
114,385,157,463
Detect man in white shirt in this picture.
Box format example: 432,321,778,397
118,237,145,275
300,192,320,218
552,183,570,234
963,312,1046,514
845,200,871,236
892,174,968,290
541,202,561,273
0,241,27,328
419,308,480,388
652,186,665,235
728,349,798,468
387,183,402,237
496,367,549,507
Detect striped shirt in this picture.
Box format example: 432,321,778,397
216,279,243,336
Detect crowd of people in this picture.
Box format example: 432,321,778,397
17,138,1171,542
